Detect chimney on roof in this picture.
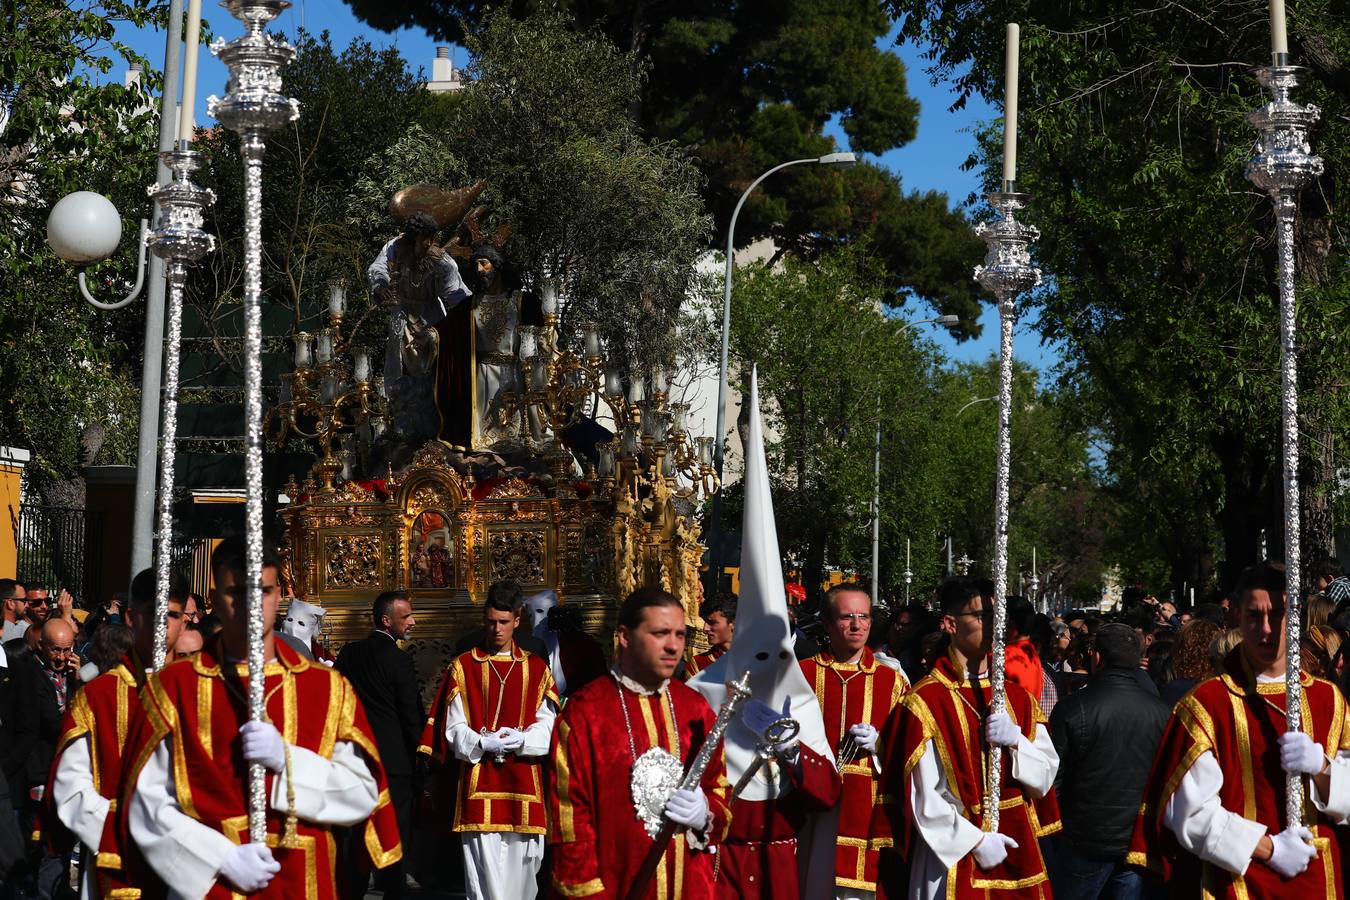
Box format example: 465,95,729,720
125,63,143,90
433,46,453,83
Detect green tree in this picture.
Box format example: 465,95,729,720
888,0,1350,591
0,0,167,492
337,0,989,331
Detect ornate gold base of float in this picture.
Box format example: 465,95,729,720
279,441,707,663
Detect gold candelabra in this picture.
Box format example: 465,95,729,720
269,279,390,490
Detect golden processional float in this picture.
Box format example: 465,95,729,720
270,180,718,679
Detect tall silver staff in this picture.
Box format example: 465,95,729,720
1245,31,1322,826
147,146,215,670
208,0,300,844
972,23,1041,833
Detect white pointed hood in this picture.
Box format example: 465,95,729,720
689,367,834,796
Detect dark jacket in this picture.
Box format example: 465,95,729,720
0,647,38,798
335,632,424,778
22,655,69,793
1049,666,1170,858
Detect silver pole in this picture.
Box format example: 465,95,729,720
130,0,185,584
974,187,1040,832
147,150,215,669
871,397,881,596
209,0,299,842
1246,57,1322,828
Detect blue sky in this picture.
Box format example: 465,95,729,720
108,2,1061,375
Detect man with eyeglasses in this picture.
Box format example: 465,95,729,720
1,578,27,642
800,582,908,900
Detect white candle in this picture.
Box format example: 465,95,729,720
906,538,911,569
178,0,203,143
1032,545,1036,573
1002,23,1020,184
1269,0,1289,56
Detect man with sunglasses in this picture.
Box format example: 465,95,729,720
24,582,51,627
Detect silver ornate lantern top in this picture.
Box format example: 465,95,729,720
207,0,301,133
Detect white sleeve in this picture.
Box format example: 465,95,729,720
519,698,558,758
1009,723,1058,799
51,737,109,850
367,240,393,291
446,693,485,763
129,740,238,900
1311,749,1350,823
1162,750,1266,875
268,741,379,826
910,739,985,870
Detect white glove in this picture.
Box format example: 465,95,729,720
663,788,710,830
971,832,1019,869
985,712,1020,748
497,728,526,753
1265,825,1316,878
239,721,285,773
219,843,281,892
1278,732,1326,775
848,723,879,754
479,732,507,756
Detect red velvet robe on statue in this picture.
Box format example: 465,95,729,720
99,639,402,900
800,647,907,893
886,653,1060,899
715,743,841,899
1128,648,1349,899
547,673,732,900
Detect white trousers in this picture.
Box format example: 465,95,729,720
461,831,544,900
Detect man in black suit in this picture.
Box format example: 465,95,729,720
0,627,37,885
336,591,424,899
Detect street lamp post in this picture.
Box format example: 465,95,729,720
870,314,959,599
46,0,187,590
706,151,856,592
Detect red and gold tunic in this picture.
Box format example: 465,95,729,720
442,645,559,834
887,653,1060,898
41,652,146,895
715,743,841,900
684,647,726,680
547,673,732,900
1128,648,1350,899
800,647,907,893
100,639,402,900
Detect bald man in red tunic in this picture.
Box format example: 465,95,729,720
1129,561,1350,899
801,583,908,899
105,539,401,899
43,568,183,899
547,587,732,900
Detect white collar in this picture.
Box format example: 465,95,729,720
611,665,668,697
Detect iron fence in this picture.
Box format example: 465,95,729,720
15,505,104,607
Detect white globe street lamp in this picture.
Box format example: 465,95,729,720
46,192,149,311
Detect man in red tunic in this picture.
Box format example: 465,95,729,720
106,538,401,898
885,576,1060,899
686,595,735,680
801,582,908,899
45,568,183,898
443,588,560,899
1128,561,1350,899
547,587,732,900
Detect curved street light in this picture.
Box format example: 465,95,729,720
706,150,857,590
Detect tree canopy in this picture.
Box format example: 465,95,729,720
888,0,1350,593
338,0,990,331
